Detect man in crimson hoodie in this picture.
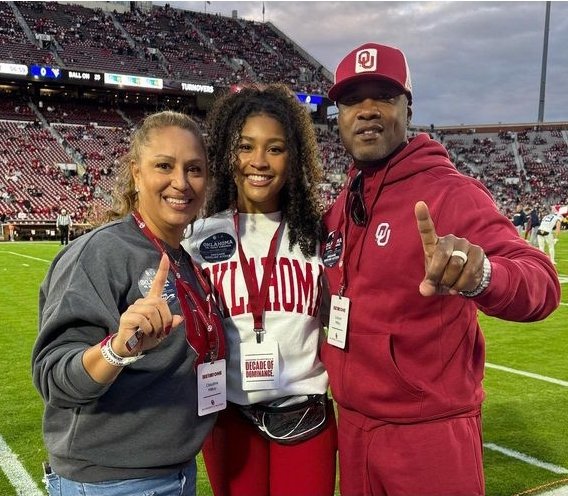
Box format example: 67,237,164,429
321,42,560,496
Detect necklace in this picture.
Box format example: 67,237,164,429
167,245,185,266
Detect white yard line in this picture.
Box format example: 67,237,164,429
0,435,44,495
0,251,51,263
485,443,568,474
485,363,568,483
486,362,568,387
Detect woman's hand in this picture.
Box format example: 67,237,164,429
114,254,184,356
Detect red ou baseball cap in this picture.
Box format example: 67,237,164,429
328,42,412,104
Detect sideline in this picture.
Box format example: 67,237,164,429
0,435,44,495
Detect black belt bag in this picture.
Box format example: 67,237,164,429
537,230,550,236
237,394,329,445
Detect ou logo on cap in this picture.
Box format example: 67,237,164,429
356,48,377,73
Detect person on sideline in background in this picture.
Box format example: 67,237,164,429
33,111,225,496
321,42,560,496
537,206,562,265
183,83,337,496
7,220,16,241
512,203,527,237
525,205,541,247
56,208,72,245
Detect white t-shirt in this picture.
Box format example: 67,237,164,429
183,210,328,405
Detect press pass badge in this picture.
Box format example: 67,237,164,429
197,359,227,416
240,340,280,391
327,294,350,349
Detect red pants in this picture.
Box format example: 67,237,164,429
202,401,337,496
338,408,485,496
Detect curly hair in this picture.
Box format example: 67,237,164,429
100,110,206,224
205,83,324,257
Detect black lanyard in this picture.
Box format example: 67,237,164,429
337,165,389,295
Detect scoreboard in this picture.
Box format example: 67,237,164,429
1,62,214,95
0,61,328,113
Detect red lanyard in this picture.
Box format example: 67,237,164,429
132,212,225,365
233,213,283,343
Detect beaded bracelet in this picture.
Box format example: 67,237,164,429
100,334,144,367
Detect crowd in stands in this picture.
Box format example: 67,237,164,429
438,128,568,224
114,6,237,86
1,93,567,229
3,2,331,94
17,1,166,77
0,1,55,66
0,1,566,232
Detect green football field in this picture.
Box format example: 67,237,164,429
0,234,566,496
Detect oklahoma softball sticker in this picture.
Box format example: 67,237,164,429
199,233,236,263
138,268,176,304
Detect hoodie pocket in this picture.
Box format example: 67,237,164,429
341,332,424,420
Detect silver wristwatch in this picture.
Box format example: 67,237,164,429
459,254,492,298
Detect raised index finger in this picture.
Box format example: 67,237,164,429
148,253,170,298
415,201,438,256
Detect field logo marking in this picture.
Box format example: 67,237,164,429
0,435,44,495
484,443,568,474
486,363,568,387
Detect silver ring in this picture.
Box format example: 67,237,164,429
451,250,468,263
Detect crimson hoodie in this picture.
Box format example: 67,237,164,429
321,133,560,426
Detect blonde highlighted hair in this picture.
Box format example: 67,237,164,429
100,111,206,224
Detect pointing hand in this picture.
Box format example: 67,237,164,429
415,201,485,296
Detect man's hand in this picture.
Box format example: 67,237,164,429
415,201,485,296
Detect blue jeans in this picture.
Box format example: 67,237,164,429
44,460,197,496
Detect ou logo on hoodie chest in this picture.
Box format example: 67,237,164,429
375,222,391,246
